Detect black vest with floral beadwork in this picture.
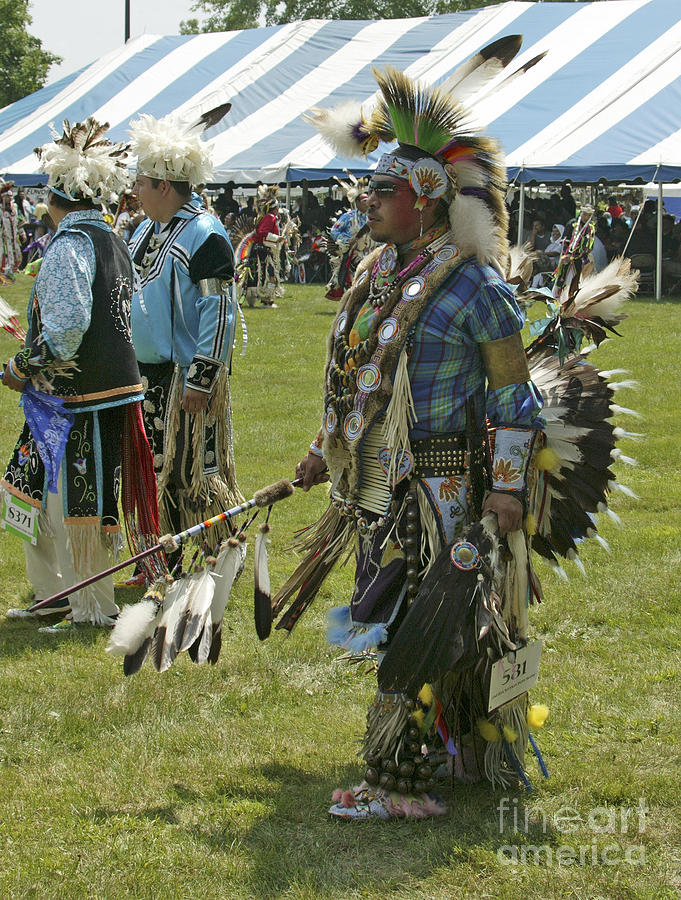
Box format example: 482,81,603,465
42,224,142,409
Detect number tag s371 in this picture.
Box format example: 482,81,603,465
2,493,39,545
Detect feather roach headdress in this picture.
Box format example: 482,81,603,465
256,184,280,215
129,97,232,187
34,118,130,203
304,35,544,267
334,171,368,206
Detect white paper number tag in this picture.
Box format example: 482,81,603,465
488,640,542,712
2,494,39,545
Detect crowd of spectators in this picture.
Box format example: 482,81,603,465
513,185,681,294
7,180,681,294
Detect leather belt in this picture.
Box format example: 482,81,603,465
412,433,484,478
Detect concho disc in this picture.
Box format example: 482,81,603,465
377,317,399,345
343,411,364,440
356,364,381,393
402,276,425,299
434,246,458,263
450,540,480,571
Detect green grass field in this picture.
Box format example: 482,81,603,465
0,273,679,899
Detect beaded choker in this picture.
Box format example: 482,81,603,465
397,219,448,256
367,221,449,310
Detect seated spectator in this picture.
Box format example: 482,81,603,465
626,213,656,256
661,214,679,259
527,215,550,252
531,223,565,288
214,184,240,219
606,217,630,259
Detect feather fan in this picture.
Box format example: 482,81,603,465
561,257,638,326
106,578,168,676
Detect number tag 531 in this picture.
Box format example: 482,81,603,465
488,640,542,712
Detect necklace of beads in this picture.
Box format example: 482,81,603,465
326,222,452,421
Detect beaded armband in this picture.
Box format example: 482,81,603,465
491,427,537,495
11,333,56,377
8,357,30,381
186,354,222,394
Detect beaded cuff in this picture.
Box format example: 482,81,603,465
491,427,537,494
186,355,222,394
12,336,54,378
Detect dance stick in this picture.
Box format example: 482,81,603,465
28,477,301,612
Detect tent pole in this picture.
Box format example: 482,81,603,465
286,182,291,210
656,182,663,301
517,182,525,245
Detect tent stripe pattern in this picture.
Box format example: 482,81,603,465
2,0,680,184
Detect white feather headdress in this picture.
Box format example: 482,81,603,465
35,118,131,202
129,113,215,187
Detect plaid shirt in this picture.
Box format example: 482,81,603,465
407,259,543,439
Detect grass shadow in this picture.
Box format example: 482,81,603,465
182,761,539,897
0,617,108,658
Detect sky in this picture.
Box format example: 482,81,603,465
29,0,197,84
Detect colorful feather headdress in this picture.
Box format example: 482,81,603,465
304,35,545,267
129,96,232,187
334,171,369,206
34,118,130,203
256,184,280,215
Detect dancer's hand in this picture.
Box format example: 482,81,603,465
1,361,27,393
295,452,329,492
482,491,523,536
181,386,209,414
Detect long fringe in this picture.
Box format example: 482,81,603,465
415,483,442,576
383,349,416,485
503,530,530,640
483,696,530,788
271,504,355,618
362,690,413,762
156,367,242,541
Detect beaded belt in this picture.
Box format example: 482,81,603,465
411,433,484,478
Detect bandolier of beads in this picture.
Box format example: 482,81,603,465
364,700,435,795
326,252,431,421
404,487,420,602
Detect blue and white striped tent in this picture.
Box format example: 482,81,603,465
2,0,680,185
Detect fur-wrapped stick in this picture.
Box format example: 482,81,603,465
28,477,301,612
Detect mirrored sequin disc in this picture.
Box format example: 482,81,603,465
377,317,399,345
402,276,425,299
356,364,381,392
435,246,458,263
450,540,480,570
325,406,338,434
343,411,364,440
